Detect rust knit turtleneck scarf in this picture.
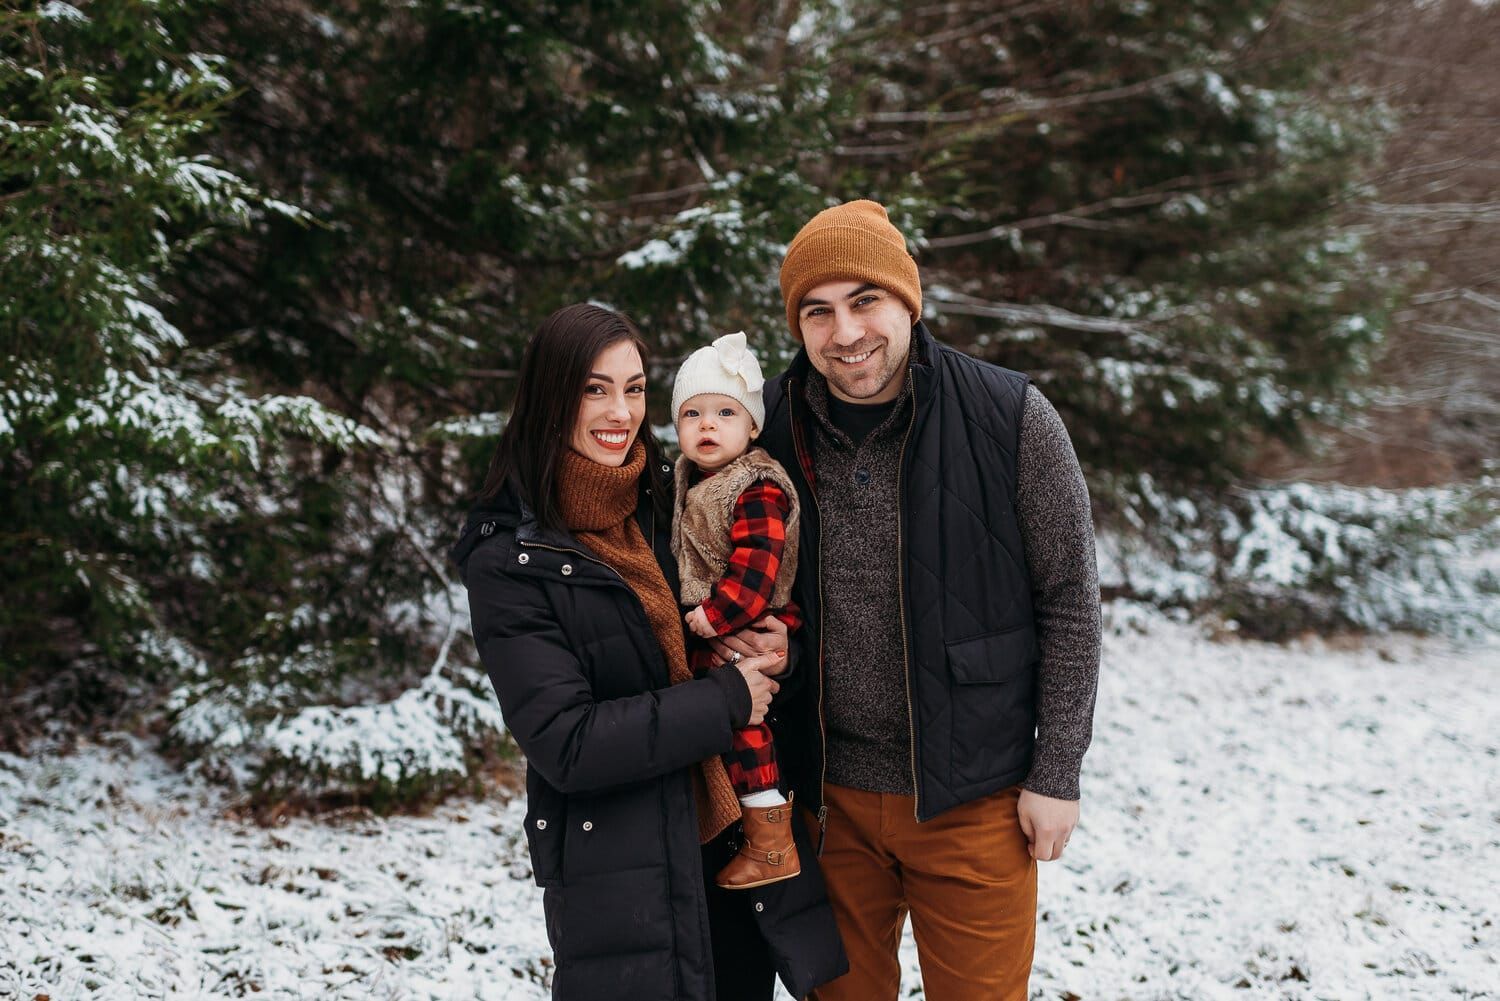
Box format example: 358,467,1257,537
556,439,741,844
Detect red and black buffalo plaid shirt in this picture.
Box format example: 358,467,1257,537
685,476,798,796
696,478,801,636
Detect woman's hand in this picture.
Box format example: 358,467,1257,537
735,653,782,725
709,615,789,676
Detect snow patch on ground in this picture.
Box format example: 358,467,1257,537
2,606,1496,999
1021,604,1499,1000
0,744,548,998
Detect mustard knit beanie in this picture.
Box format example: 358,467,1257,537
778,199,922,341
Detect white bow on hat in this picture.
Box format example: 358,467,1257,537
713,331,764,394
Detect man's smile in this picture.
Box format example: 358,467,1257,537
828,344,879,368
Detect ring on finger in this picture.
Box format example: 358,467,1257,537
729,650,743,665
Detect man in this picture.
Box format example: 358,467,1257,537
755,199,1101,1000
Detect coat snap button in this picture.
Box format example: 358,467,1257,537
517,553,530,565
754,902,764,912
535,819,547,830
581,820,593,831
561,564,573,576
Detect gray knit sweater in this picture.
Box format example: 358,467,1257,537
805,370,1100,802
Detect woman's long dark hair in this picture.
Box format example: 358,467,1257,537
479,303,669,532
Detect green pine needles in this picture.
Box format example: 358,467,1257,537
2,0,1489,808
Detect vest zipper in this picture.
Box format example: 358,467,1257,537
895,395,921,821
786,383,831,857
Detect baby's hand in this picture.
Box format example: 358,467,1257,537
684,606,717,638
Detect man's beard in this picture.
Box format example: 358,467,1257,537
821,343,906,401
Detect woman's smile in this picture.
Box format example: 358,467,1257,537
590,428,631,450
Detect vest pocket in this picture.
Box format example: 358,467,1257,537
945,624,1039,788
945,623,1039,685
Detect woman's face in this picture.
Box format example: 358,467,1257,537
569,339,647,466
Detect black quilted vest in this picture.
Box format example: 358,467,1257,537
760,322,1039,822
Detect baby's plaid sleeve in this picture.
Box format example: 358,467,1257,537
698,479,791,636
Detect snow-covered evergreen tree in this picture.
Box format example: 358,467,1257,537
803,0,1396,499
2,0,358,673
3,1,1488,805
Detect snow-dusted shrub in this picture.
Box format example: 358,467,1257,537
255,666,507,805
1101,475,1499,639
166,629,509,809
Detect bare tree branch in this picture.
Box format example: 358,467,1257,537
1364,201,1500,221
923,170,1256,249
1412,322,1500,347
864,68,1201,125
927,292,1146,335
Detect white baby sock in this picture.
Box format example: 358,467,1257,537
739,790,787,808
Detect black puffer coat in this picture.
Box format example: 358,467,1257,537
451,477,847,1001
760,322,1039,823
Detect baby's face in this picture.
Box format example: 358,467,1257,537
676,393,756,473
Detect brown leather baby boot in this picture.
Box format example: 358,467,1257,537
716,793,802,890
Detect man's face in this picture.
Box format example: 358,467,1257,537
796,280,913,404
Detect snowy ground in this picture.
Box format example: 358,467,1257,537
2,603,1496,1000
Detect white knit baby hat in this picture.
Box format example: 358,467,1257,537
670,331,767,430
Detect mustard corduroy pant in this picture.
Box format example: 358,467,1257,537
805,782,1037,1001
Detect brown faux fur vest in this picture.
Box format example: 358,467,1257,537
671,447,801,610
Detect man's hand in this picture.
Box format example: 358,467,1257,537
1017,789,1079,862
684,605,717,639
708,615,789,674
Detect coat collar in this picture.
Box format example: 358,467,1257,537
450,475,660,572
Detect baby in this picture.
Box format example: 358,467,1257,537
671,331,803,890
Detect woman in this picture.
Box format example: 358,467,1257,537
450,304,846,1001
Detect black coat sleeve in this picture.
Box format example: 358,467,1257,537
466,544,744,795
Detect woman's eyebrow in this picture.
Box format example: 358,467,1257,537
586,371,647,383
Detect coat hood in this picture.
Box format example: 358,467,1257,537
448,485,523,573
